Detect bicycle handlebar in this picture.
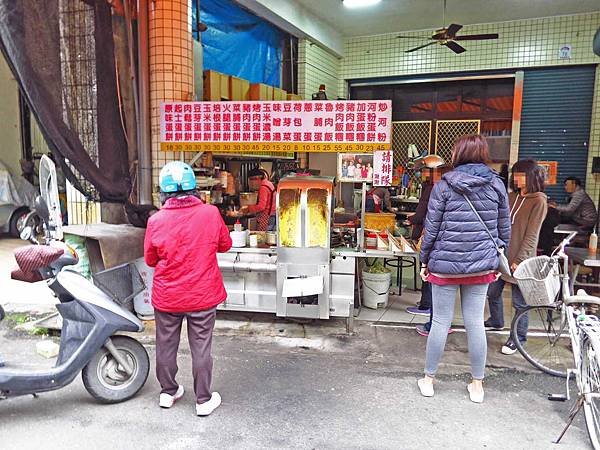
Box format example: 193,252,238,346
554,231,578,257
562,231,578,246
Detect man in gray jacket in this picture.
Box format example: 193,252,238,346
551,177,597,230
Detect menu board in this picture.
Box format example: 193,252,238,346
160,100,392,153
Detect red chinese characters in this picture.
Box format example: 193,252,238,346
160,100,392,146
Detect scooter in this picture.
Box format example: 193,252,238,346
0,196,150,403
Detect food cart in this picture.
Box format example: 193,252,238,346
159,99,417,330
217,175,417,332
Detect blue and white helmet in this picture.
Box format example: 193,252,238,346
159,161,196,193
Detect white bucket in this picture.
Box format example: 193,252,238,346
133,258,155,320
231,230,247,247
362,271,391,309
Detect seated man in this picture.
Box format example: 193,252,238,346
550,177,597,231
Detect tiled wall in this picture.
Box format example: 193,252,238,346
338,12,600,201
297,39,341,100
149,0,194,201
341,12,599,82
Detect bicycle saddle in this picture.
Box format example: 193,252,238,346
565,289,600,306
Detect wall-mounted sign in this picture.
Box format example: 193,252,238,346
558,44,572,60
338,153,374,183
538,161,558,185
373,150,393,186
160,100,392,153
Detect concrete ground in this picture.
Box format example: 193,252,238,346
0,316,592,450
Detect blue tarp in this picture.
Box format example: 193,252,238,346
193,0,282,87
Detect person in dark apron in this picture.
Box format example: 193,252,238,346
241,168,276,231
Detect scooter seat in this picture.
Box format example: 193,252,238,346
11,245,63,283
11,268,42,283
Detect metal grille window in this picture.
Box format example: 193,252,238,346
392,121,432,185
59,0,99,200
435,120,481,163
391,121,432,169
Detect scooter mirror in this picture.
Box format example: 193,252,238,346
20,226,33,241
34,196,50,223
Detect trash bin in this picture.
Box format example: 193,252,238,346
362,270,391,309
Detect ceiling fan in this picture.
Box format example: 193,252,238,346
399,0,499,54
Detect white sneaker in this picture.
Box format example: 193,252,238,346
417,378,434,397
159,385,184,408
467,383,484,404
501,340,518,355
196,392,222,416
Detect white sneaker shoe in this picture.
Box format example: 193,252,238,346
159,385,184,408
501,340,518,355
467,383,484,404
196,392,222,416
417,378,434,397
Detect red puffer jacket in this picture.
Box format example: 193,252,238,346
144,196,232,312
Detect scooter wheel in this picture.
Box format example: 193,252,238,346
82,335,149,404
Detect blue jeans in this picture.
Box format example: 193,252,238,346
425,283,489,380
487,279,529,342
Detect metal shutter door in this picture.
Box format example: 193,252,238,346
519,66,596,201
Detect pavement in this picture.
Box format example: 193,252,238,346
0,315,592,449
0,236,593,449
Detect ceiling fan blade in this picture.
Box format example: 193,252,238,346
445,41,466,54
405,41,438,53
446,23,463,37
397,35,435,39
454,33,499,41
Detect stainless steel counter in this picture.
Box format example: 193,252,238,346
332,248,417,259
224,247,417,258
217,246,418,328
226,247,277,255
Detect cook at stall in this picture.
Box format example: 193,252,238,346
240,168,277,231
365,186,394,213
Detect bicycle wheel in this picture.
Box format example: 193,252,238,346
511,305,571,378
581,334,600,449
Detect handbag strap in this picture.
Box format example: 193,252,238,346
462,193,500,250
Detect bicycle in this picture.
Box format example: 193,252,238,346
510,231,600,447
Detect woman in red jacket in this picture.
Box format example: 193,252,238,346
144,162,232,416
240,168,276,231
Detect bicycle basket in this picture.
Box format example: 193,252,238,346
92,262,146,308
513,256,560,306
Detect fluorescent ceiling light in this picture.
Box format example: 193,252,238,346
342,0,382,8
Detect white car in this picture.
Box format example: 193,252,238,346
0,161,36,237
0,203,30,237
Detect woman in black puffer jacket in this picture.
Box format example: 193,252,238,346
417,135,511,404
